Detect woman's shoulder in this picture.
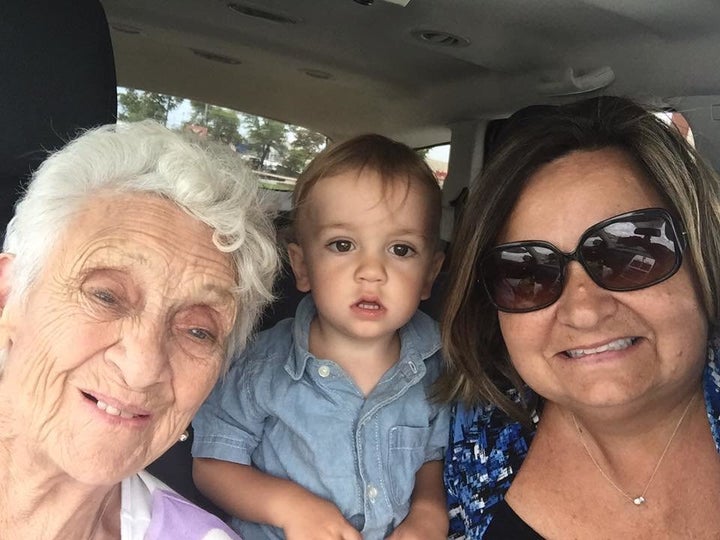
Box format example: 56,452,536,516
445,397,536,538
447,398,534,480
121,471,241,540
703,337,720,452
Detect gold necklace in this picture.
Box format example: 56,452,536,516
571,393,696,506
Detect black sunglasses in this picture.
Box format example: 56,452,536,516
479,208,687,313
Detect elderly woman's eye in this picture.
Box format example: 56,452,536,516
189,328,216,341
92,289,118,305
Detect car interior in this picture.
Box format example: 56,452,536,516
6,0,720,526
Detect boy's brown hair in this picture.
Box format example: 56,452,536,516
291,134,442,243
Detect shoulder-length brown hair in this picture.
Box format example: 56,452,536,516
437,96,720,422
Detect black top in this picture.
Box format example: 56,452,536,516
483,499,545,539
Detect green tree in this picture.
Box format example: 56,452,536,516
210,108,241,144
189,100,209,125
243,116,288,169
118,89,181,125
283,127,327,175
188,101,242,144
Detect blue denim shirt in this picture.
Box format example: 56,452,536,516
193,295,449,540
444,335,720,539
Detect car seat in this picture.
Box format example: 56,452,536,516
0,0,117,242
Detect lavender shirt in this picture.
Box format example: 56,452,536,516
121,470,240,539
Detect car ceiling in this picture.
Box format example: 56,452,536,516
101,0,720,147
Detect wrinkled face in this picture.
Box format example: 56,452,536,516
0,194,237,484
497,148,707,412
288,169,443,343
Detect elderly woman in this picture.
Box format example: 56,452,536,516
0,121,279,538
439,96,720,538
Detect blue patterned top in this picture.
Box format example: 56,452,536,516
444,336,720,539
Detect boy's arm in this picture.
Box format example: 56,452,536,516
192,457,362,540
387,459,449,540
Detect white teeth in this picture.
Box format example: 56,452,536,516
358,302,380,310
105,405,121,416
566,338,635,359
95,399,135,418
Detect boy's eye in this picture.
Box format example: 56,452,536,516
389,244,415,257
328,240,353,252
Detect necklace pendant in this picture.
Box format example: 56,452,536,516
632,496,646,505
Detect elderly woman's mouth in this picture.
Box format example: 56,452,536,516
563,337,639,359
81,391,150,419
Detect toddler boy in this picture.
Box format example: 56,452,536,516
192,134,449,539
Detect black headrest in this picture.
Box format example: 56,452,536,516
0,0,117,236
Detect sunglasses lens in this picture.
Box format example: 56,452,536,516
483,245,564,312
481,209,684,313
580,214,680,290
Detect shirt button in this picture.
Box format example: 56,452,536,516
366,484,378,502
318,365,331,378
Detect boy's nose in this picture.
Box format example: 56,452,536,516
355,253,387,283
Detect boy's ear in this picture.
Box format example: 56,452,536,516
287,243,312,293
421,251,445,300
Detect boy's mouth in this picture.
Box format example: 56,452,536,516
353,296,385,312
356,301,381,310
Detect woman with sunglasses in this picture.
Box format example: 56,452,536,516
439,96,720,539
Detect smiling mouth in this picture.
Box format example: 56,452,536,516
82,391,149,419
564,337,638,359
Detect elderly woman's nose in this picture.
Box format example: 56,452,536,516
105,323,171,388
555,261,617,327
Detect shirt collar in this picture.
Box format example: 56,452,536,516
286,294,316,380
284,294,441,381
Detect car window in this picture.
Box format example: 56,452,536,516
118,87,328,209
659,111,695,147
118,88,449,208
421,143,450,186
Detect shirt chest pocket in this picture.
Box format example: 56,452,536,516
386,425,432,508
